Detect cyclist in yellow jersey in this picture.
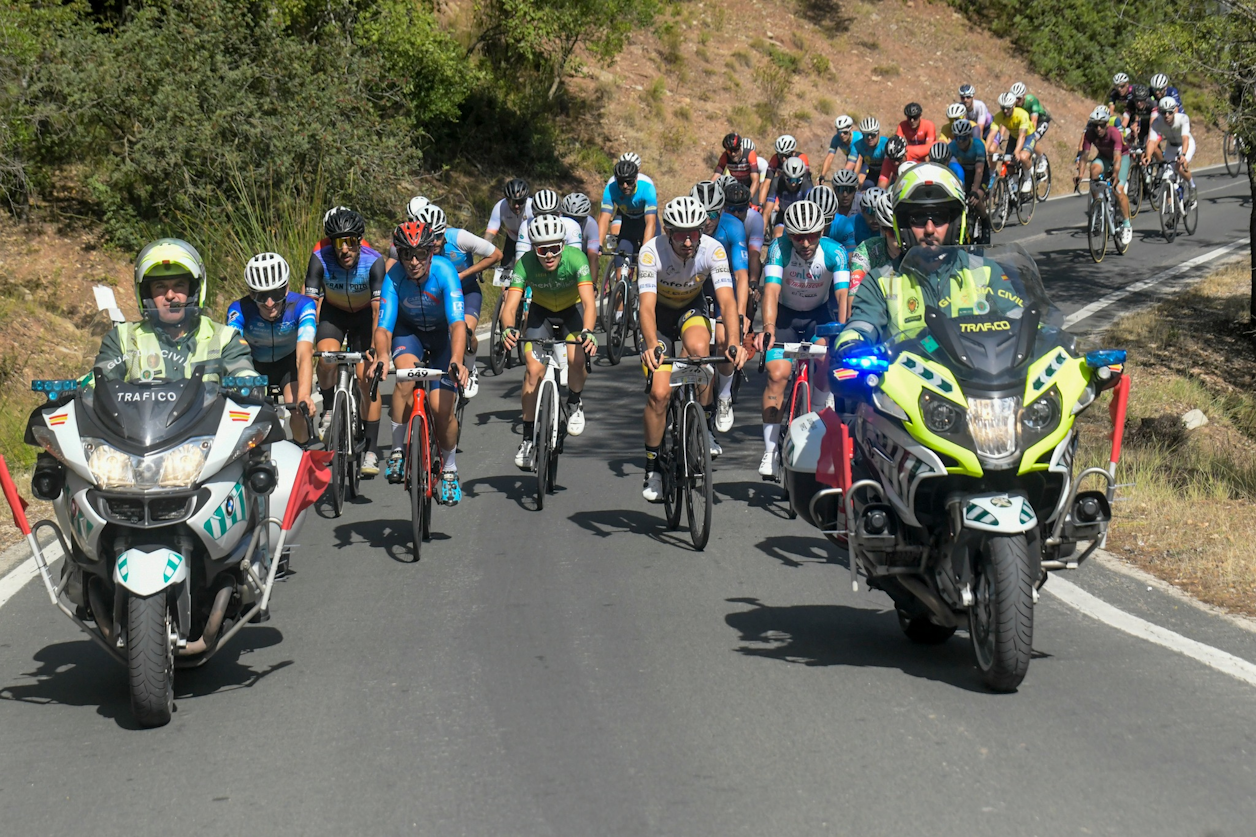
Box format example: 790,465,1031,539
986,92,1035,194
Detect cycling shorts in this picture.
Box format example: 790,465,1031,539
1163,141,1196,164
316,305,373,353
254,354,299,389
391,324,457,391
616,216,648,253
523,302,585,349
460,275,483,321
655,298,712,348
765,303,832,362
1097,155,1132,186
501,236,518,267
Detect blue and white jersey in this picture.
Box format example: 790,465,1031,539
600,178,659,219
378,255,465,334
827,129,864,158
711,212,749,273
226,293,317,363
763,237,849,311
853,135,889,174
853,212,879,247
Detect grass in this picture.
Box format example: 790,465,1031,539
695,45,711,63
809,53,831,76
1074,259,1256,615
816,96,835,116
643,76,667,118
731,49,753,68
766,45,801,73
656,21,684,67
871,63,900,77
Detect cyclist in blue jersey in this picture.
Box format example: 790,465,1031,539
597,158,658,256
809,184,847,251
1149,74,1183,114
693,180,750,433
374,221,468,505
928,141,967,185
830,171,862,252
853,116,889,189
820,115,863,182
756,200,848,479
946,119,991,243
227,252,317,443
305,206,387,476
852,185,891,247
722,180,765,288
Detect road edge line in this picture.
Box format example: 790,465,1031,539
0,543,62,612
1044,574,1256,687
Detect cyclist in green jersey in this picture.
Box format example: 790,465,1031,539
500,215,598,470
1011,81,1051,176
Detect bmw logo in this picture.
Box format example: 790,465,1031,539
225,496,235,515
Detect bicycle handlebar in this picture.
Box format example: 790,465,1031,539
367,362,383,401
315,351,365,363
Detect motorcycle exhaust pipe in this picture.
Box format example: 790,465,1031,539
897,576,959,628
179,584,234,657
86,576,114,645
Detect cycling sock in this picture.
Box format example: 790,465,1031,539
567,389,582,405
319,386,333,409
391,420,405,452
763,423,781,449
522,421,535,439
645,445,660,473
717,372,733,400
441,448,456,472
365,420,379,450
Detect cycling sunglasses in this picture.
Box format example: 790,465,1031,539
836,185,857,195
397,245,437,262
333,236,360,250
536,243,564,257
616,177,637,188
788,232,821,245
251,289,286,305
669,229,702,244
785,176,804,187
706,209,721,222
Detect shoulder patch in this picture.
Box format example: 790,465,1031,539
713,245,728,261
640,250,656,267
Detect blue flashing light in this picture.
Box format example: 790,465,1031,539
223,375,270,390
814,321,845,337
31,379,80,401
1084,350,1127,369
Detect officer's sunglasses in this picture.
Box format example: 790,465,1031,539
906,207,957,227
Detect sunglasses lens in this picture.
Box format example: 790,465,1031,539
537,244,563,256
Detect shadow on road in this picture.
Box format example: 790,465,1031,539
725,596,1003,693
753,535,844,568
716,480,790,517
462,473,537,510
568,507,701,551
0,628,290,729
332,517,450,563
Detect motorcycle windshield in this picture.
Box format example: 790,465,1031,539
80,362,226,451
887,244,1066,389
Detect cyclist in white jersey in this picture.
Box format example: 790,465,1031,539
638,196,744,502
516,189,583,254
485,178,533,265
562,192,601,284
1145,97,1197,207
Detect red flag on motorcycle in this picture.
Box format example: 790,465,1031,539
282,450,334,531
815,408,852,491
0,456,31,536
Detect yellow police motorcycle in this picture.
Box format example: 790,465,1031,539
784,244,1129,691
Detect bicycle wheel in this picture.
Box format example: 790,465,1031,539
454,389,466,449
1087,200,1107,263
1016,176,1035,225
1128,165,1143,218
1034,154,1052,201
513,305,527,368
662,399,683,530
599,264,616,335
608,281,628,365
408,411,426,558
989,178,1009,233
327,392,347,517
347,396,361,500
534,382,554,508
1184,188,1199,235
489,293,507,375
1225,132,1240,177
1112,205,1131,256
1160,186,1177,243
683,401,714,551
424,410,439,536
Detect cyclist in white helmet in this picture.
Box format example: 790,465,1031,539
821,115,863,181
638,196,743,500
959,84,992,135
938,102,968,141
848,188,901,296
853,116,890,189
562,192,601,281
759,134,810,207
226,252,317,443
1144,96,1197,208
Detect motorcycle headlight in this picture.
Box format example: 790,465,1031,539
83,440,135,488
1022,393,1059,431
158,441,211,487
967,396,1020,465
923,396,963,434
82,437,214,490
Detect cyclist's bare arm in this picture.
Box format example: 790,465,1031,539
372,326,393,377
734,267,750,320
643,214,657,242
461,248,503,281
638,292,661,370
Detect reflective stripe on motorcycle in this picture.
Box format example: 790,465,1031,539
963,493,1038,533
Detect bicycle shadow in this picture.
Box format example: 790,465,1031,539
753,534,845,568
568,507,702,551
0,628,291,729
474,409,520,431
461,473,535,510
715,480,789,516
331,517,449,563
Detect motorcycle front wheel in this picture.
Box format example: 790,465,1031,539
127,593,174,728
969,534,1035,692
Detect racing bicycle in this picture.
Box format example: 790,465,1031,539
1086,173,1130,262
316,349,380,517
529,337,589,509
1157,161,1198,243
760,338,830,519
604,241,641,365
394,362,462,558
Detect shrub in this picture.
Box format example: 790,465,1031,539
809,53,831,76
816,96,835,115
732,50,754,68
872,63,900,77
657,21,684,66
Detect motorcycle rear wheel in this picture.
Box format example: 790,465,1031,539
969,534,1035,692
127,593,174,728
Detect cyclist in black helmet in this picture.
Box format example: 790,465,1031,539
485,178,533,268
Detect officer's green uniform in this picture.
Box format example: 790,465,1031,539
93,317,256,384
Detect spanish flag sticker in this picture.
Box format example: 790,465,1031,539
229,410,251,423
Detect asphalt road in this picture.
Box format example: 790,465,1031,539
0,167,1253,836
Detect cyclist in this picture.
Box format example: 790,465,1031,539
374,221,469,503
938,103,968,141
608,152,656,188
639,196,743,501
820,115,863,181
853,185,891,247
692,180,750,433
598,158,659,258
517,189,584,254
743,138,770,189
959,84,992,136
95,238,256,384
1074,106,1133,247
724,180,765,289
759,135,812,208
848,188,901,297
826,173,861,252
987,92,1035,195
898,102,936,162
1107,73,1135,122
1145,96,1197,209
810,184,849,252
766,157,811,238
853,117,889,189
305,206,386,476
485,178,533,268
226,252,317,443
948,119,990,243
1125,84,1156,146
404,204,500,400
756,200,848,479
562,192,601,284
1011,81,1052,173
929,141,967,185
500,215,598,470
1149,74,1184,113
876,136,909,188
712,132,762,197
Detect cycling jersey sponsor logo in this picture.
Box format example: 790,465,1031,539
640,250,656,267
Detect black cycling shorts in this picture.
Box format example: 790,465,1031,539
654,298,712,348
524,302,585,343
254,354,299,389
315,304,373,353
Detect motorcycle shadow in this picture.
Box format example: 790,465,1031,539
461,473,542,511
716,481,790,518
0,628,290,730
724,597,1050,693
753,535,843,568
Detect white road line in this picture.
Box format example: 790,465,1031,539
1062,237,1250,328
1045,162,1245,202
1045,575,1256,688
0,543,60,611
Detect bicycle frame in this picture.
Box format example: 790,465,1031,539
395,366,446,499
